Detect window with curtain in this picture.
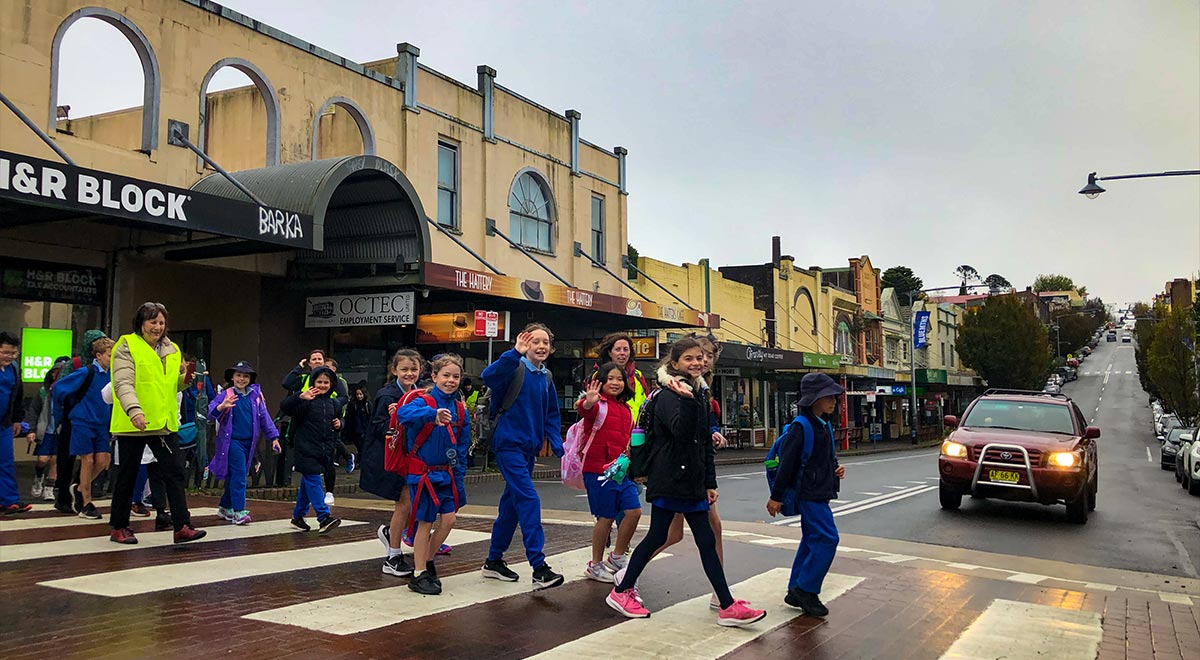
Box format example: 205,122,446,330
835,320,852,356
590,194,605,263
508,171,554,252
437,141,458,228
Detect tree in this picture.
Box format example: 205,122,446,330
1147,307,1199,425
1033,273,1076,293
1135,315,1160,400
881,266,924,299
954,264,980,295
626,244,639,280
956,295,1050,389
984,273,1012,295
1052,310,1102,357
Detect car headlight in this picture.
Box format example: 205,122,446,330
941,440,968,458
1192,444,1200,459
1047,451,1079,468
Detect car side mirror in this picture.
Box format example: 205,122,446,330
944,415,958,428
1084,426,1101,440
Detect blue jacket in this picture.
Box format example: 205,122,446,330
482,349,562,456
51,361,112,430
396,388,469,487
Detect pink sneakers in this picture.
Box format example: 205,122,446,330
606,587,650,618
717,599,767,627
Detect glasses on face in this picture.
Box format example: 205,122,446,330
0,349,18,357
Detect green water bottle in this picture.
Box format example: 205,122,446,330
631,427,646,447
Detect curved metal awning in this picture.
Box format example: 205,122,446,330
188,155,430,265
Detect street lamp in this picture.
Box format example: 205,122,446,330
1079,170,1200,198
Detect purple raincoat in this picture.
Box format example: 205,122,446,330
207,384,279,480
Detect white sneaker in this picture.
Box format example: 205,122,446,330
604,551,628,572
585,561,615,583
31,476,43,499
709,594,721,610
324,492,335,506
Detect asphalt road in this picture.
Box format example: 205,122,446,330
469,337,1200,579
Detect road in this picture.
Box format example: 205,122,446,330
475,337,1200,579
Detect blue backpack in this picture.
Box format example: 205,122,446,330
764,415,816,517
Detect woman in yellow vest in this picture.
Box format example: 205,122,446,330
107,302,207,545
592,333,649,422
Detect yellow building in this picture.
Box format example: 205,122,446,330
630,256,765,348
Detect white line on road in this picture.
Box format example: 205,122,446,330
0,508,221,532
938,599,1101,660
858,492,883,496
1146,447,1153,463
831,499,849,504
842,451,939,466
770,484,935,525
829,485,938,518
884,485,908,490
906,481,927,484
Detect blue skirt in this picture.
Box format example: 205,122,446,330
650,496,709,513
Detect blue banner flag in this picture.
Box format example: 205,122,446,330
914,311,931,348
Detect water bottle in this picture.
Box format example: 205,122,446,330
630,427,646,447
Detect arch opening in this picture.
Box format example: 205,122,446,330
312,97,375,159
198,58,281,171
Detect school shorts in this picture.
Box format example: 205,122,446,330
583,471,641,520
34,432,58,457
409,480,457,523
70,423,112,456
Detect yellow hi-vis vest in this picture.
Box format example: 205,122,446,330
110,333,181,434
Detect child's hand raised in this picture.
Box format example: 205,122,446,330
299,387,319,400
583,379,602,406
514,331,533,356
218,388,237,411
436,408,453,426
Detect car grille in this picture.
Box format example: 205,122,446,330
971,447,1042,466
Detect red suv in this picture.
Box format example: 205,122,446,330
938,389,1101,524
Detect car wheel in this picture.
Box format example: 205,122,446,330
1066,493,1088,524
1184,472,1192,491
1189,474,1200,497
939,483,962,510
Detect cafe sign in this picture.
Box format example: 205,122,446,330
802,353,841,369
304,292,414,328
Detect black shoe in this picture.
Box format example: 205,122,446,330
531,564,564,590
426,560,442,589
79,502,102,520
408,570,441,595
481,558,520,582
382,553,414,577
317,515,341,534
54,501,75,515
155,513,173,531
290,517,311,532
785,588,828,617
70,484,83,513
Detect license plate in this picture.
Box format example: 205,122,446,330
988,470,1021,484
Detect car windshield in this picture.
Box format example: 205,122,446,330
961,400,1076,435
1166,428,1190,443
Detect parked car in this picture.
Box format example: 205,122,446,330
1043,381,1062,394
1157,414,1181,438
1175,432,1193,482
1122,334,1132,343
939,389,1100,523
1107,331,1117,342
1178,432,1200,496
1055,366,1078,383
1161,427,1189,470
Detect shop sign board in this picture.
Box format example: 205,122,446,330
718,345,806,369
914,311,931,348
304,292,414,328
1,257,105,305
583,337,658,361
0,150,315,250
422,262,720,328
802,353,841,369
416,312,510,344
20,328,72,381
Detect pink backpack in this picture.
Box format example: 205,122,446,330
562,400,607,490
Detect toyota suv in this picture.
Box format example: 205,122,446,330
938,389,1100,523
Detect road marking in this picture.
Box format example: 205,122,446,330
831,485,938,518
946,563,981,570
939,599,1101,660
1084,582,1118,592
244,548,672,634
724,476,749,480
907,480,927,484
858,492,883,496
770,484,935,526
1005,572,1047,584
841,451,939,466
0,508,220,532
884,485,908,490
28,499,111,513
1159,593,1193,605
831,499,850,504
1125,371,1132,375
1147,447,1153,463
869,553,918,564
525,570,864,660
0,519,366,563
39,529,492,596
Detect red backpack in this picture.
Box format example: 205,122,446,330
384,388,430,474
399,394,467,535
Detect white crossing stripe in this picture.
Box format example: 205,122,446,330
884,485,908,490
869,554,918,564
939,599,1101,660
1159,593,1193,605
906,481,927,485
831,499,850,504
1,508,220,532
1084,582,1118,592
28,499,112,513
244,548,672,634
945,563,981,570
39,528,492,597
0,518,365,563
526,569,864,660
857,492,882,496
1005,572,1048,584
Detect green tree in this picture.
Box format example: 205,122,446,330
1052,310,1102,357
984,273,1012,294
626,244,639,280
1033,273,1076,293
955,264,980,295
1134,316,1160,400
1147,307,1199,425
956,294,1049,389
881,265,924,299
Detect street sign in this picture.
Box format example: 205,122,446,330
474,310,499,338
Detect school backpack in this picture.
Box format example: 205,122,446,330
628,388,662,480
764,415,816,517
384,388,430,475
403,394,467,537
561,399,608,490
489,362,554,421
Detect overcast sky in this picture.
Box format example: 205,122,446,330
57,0,1199,305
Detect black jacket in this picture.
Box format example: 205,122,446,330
343,398,370,446
282,365,349,398
644,385,718,502
358,380,408,500
278,367,341,475
2,364,23,428
770,409,839,502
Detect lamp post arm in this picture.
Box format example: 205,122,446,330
1097,170,1200,182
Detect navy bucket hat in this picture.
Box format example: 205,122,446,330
798,372,845,407
224,360,257,384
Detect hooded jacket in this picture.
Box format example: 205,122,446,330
770,408,840,502
642,365,718,501
359,379,417,500
207,384,279,480
396,387,469,500
278,366,341,475
575,391,634,474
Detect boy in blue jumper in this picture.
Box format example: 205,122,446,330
52,334,115,520
480,323,565,589
395,353,469,595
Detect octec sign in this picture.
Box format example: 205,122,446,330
305,292,415,327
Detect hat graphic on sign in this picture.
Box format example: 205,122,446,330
521,280,544,302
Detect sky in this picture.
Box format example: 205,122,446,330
56,0,1199,306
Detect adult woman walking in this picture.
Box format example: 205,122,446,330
592,332,650,418
108,302,206,545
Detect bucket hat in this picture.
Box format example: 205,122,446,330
798,372,845,407
224,360,257,384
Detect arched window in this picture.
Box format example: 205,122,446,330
835,319,853,356
508,170,554,253
198,58,281,170
312,96,375,159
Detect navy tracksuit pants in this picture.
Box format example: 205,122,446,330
488,450,547,568
790,499,839,593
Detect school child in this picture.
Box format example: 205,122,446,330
395,354,469,595
480,324,565,589
279,367,342,534
767,372,846,617
27,356,70,501
606,338,766,627
51,334,115,520
208,361,280,525
577,363,641,582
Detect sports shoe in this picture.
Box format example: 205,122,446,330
79,502,102,520
402,531,415,547
717,600,767,627
70,483,83,513
382,553,414,578
173,525,207,544
216,506,234,521
531,564,565,590
290,517,311,532
31,475,44,499
481,558,519,582
317,515,341,534
42,481,56,501
110,527,138,544
131,503,152,517
586,561,615,583
231,510,252,525
605,551,628,572
324,492,335,506
784,588,828,617
345,453,356,474
377,524,392,550
709,594,721,610
408,570,441,595
613,566,643,604
53,501,74,515
436,543,452,555
154,513,173,531
0,502,33,515
606,587,650,618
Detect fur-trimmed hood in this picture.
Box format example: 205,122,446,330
655,364,708,393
